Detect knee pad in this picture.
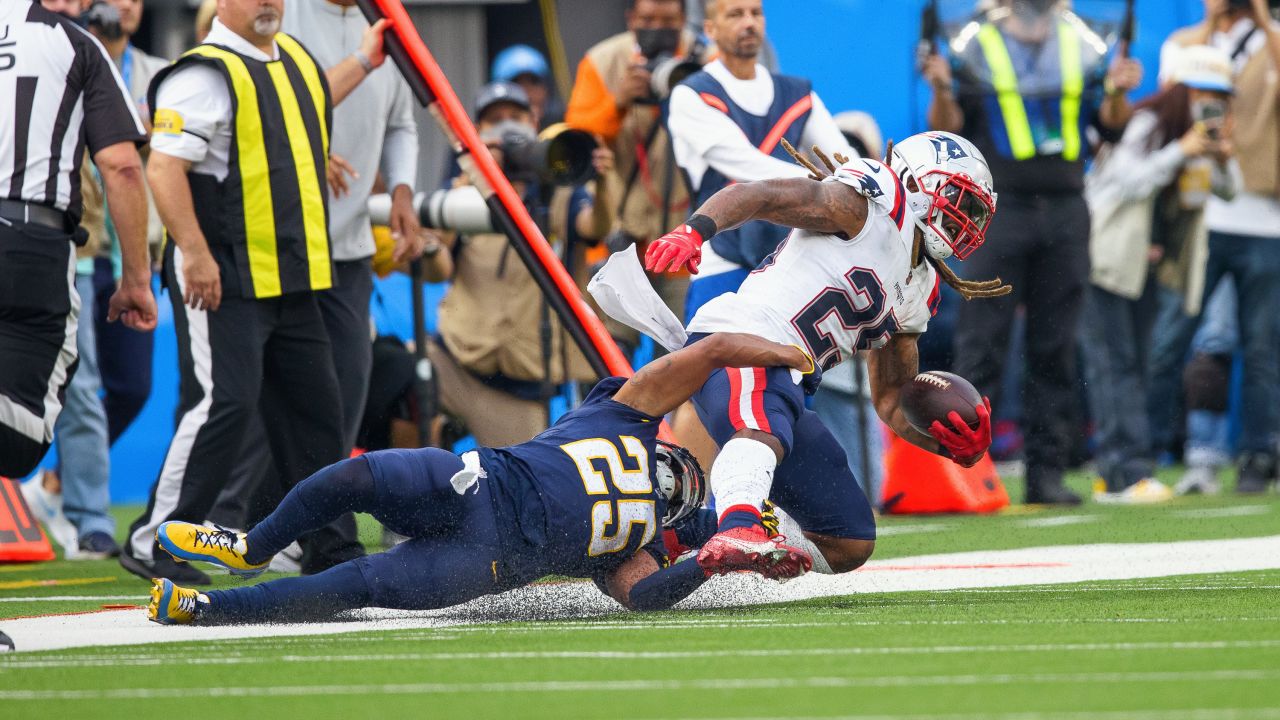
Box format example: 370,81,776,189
1183,353,1231,412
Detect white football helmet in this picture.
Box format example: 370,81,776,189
890,131,997,261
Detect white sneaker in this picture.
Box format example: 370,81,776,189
19,474,79,557
1174,466,1222,496
1094,478,1174,505
268,541,304,573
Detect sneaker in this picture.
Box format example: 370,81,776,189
120,548,212,586
155,522,269,578
1174,466,1222,496
1025,481,1083,506
1236,453,1276,494
147,578,206,625
19,474,79,557
268,541,303,574
696,525,812,580
75,530,121,560
1093,478,1174,505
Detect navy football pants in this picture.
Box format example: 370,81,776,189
203,450,504,623
691,363,877,541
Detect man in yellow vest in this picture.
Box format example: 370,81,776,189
924,0,1142,505
121,0,390,584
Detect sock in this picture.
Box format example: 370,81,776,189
769,504,833,574
243,457,377,565
201,561,371,624
711,437,778,532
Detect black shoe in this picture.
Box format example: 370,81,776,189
119,549,212,586
1025,482,1083,506
77,531,121,559
1236,453,1276,495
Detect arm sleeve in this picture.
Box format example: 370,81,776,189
148,64,230,164
799,93,859,159
379,77,420,191
565,57,623,141
1089,114,1187,204
667,85,809,183
626,559,708,611
79,31,146,154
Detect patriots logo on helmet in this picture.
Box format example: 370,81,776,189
927,133,968,164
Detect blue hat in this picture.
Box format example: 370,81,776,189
492,45,550,83
474,80,532,119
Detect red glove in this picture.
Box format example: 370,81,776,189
928,397,992,468
645,223,705,274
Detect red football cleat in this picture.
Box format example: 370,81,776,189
696,525,812,580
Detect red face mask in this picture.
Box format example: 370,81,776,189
918,170,995,260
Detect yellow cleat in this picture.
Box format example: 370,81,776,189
148,578,203,625
156,521,269,578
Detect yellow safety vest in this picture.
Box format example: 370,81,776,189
149,34,332,299
976,21,1084,162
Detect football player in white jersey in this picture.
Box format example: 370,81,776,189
644,131,1009,579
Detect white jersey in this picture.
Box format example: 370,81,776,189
687,159,939,370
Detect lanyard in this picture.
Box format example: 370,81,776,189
120,44,135,101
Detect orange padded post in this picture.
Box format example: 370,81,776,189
0,478,55,562
880,435,1008,514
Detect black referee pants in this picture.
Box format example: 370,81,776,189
126,246,344,562
0,222,79,478
951,192,1090,493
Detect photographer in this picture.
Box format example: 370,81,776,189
1148,0,1280,494
420,82,612,446
565,0,698,349
1083,46,1239,504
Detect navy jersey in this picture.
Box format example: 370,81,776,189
478,377,668,581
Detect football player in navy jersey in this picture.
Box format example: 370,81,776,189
146,332,816,625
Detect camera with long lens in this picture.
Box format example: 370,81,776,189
83,1,123,39
634,28,704,102
368,186,496,236
484,121,598,187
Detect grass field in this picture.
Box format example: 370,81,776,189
2,469,1278,719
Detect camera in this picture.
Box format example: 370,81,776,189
634,28,704,102
368,186,497,236
83,1,123,40
496,122,599,187
1193,99,1227,141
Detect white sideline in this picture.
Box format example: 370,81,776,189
2,534,1279,654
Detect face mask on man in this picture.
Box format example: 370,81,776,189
634,28,680,60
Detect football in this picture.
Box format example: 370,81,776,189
900,371,983,435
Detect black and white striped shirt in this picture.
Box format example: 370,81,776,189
0,0,145,222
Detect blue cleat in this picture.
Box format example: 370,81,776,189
147,578,204,625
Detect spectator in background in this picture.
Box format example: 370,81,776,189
421,82,613,446
91,0,166,445
492,44,563,129
1082,45,1239,504
924,0,1142,505
1150,0,1280,494
206,0,424,575
565,0,697,354
665,0,853,469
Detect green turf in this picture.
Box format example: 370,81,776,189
1,570,1278,718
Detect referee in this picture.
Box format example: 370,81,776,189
122,0,390,583
0,0,157,478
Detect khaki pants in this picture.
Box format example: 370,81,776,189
426,340,548,447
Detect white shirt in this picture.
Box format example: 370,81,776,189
283,0,418,260
688,159,936,368
150,19,279,181
1160,18,1280,237
667,60,856,192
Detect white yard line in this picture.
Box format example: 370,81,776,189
1,534,1278,654
1171,506,1272,519
1017,515,1100,527
6,639,1280,670
3,670,1279,700
652,710,1280,720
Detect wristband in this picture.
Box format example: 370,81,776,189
685,213,718,241
355,51,375,73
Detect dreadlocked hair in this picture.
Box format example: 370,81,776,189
782,138,1012,301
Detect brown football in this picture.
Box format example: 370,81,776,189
900,371,983,435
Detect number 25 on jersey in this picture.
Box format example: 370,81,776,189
561,437,657,557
